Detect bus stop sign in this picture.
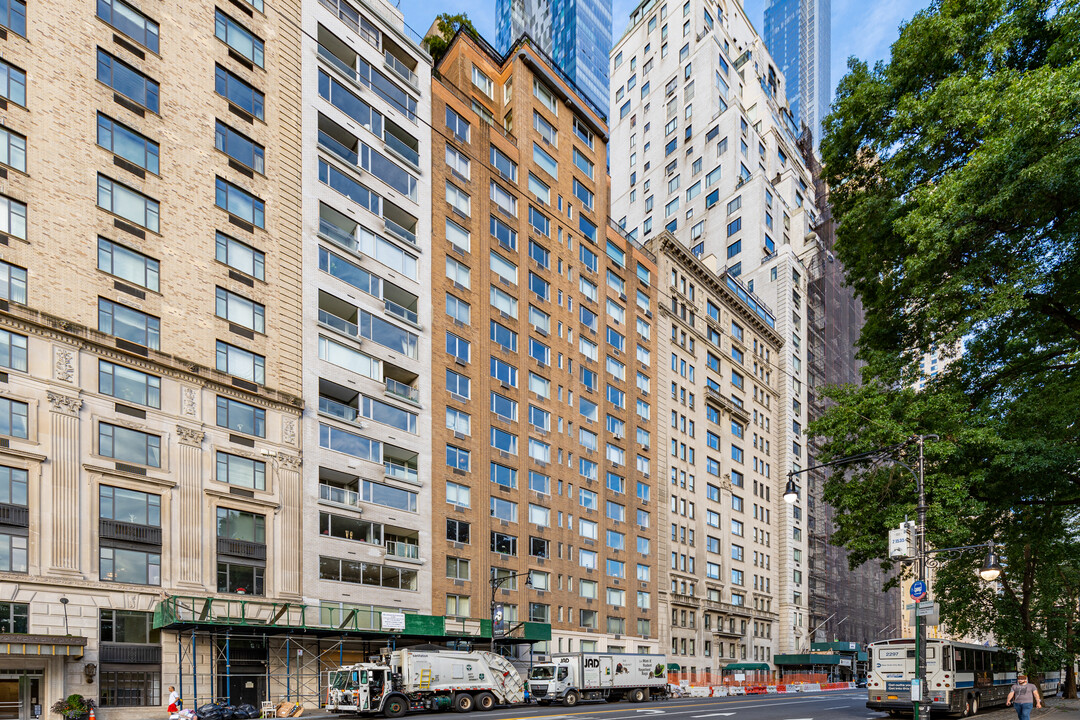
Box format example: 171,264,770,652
910,580,927,601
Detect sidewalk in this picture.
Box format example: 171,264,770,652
974,697,1080,719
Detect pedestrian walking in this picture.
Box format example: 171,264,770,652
167,686,181,716
1006,674,1042,720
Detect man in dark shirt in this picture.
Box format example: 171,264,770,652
1006,674,1042,720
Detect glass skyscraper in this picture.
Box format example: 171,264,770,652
496,0,612,117
763,0,831,150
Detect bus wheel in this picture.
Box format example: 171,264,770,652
971,695,979,715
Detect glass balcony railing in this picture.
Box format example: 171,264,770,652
385,461,418,484
383,133,420,168
385,540,420,559
385,378,418,403
384,51,418,90
319,482,360,507
319,396,360,423
319,217,357,250
319,130,359,166
318,308,359,337
384,298,418,325
383,218,417,247
318,45,360,84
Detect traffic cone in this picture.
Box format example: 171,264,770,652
89,709,96,720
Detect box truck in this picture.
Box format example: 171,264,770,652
528,653,668,705
327,648,525,717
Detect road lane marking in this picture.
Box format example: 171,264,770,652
690,713,736,717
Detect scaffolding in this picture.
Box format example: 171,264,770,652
156,595,551,709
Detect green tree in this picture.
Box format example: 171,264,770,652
815,0,1080,689
423,13,479,67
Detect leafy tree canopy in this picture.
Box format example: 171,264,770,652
424,13,479,67
815,0,1080,683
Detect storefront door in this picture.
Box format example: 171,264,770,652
0,673,41,720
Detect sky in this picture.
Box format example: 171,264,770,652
394,0,932,112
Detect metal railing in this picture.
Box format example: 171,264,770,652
384,461,418,483
383,298,418,325
385,540,420,559
318,130,359,166
383,51,418,90
385,378,418,403
319,395,360,423
319,483,361,507
0,503,28,527
319,217,357,250
383,132,420,168
217,537,267,561
383,217,417,247
318,308,359,337
100,518,162,545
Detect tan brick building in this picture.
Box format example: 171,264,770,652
0,0,305,714
648,234,784,678
429,31,660,655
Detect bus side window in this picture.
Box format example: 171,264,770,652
943,651,951,671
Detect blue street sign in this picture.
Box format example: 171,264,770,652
910,580,927,600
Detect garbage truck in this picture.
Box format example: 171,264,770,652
326,647,525,717
528,653,668,705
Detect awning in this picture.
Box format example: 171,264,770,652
774,653,842,666
667,663,682,671
0,634,86,658
723,662,770,672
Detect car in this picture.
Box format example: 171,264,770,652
856,679,868,688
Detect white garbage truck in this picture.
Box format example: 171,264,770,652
527,653,668,705
326,647,525,717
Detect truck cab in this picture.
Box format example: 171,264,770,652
328,665,392,713
528,663,571,702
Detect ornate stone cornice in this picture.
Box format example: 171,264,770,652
46,392,82,416
175,425,205,446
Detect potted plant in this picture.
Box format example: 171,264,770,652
51,694,94,720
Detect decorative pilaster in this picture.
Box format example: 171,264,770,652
47,392,82,573
275,452,302,596
175,425,205,585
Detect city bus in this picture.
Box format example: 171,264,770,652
866,638,1018,717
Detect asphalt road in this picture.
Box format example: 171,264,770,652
478,692,885,720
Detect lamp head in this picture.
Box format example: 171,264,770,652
979,546,1002,582
783,477,799,504
524,574,533,588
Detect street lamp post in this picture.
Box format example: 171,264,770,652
782,435,1002,720
490,568,532,656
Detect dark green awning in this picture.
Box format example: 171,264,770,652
723,662,770,671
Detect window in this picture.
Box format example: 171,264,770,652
97,0,157,50
215,121,265,174
446,480,470,508
216,232,265,280
217,396,266,437
0,466,26,508
533,79,558,114
446,218,470,253
490,146,517,180
534,111,557,145
99,422,160,467
216,287,265,333
446,145,470,179
446,369,471,399
446,556,470,580
0,61,24,107
99,360,160,408
447,294,471,325
217,451,265,490
215,65,264,119
446,331,470,362
0,125,25,173
100,484,160,528
215,10,264,66
490,427,517,454
97,175,159,232
217,340,265,384
533,143,558,179
529,206,550,236
0,261,25,304
101,546,158,585
446,445,470,470
573,178,594,210
573,148,594,179
98,298,160,349
446,517,470,543
215,177,265,228
0,0,23,36
490,181,517,217
490,286,517,318
95,238,159,294
446,107,470,142
491,531,517,555
446,256,471,289
0,397,25,440
472,64,494,97
98,50,158,112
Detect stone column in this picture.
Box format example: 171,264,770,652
46,392,82,573
175,425,205,585
275,452,302,597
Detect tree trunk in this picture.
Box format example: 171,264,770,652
1066,595,1078,699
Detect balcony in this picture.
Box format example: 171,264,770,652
217,537,267,561
100,519,162,545
384,124,420,169
319,308,359,338
319,394,362,424
319,126,359,167
670,592,701,607
320,481,361,508
384,460,418,484
383,217,416,247
384,298,418,326
383,50,418,91
384,376,419,404
319,213,358,252
385,540,420,560
100,643,162,664
0,503,28,528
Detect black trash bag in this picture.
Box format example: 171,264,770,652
197,705,224,720
235,704,259,719
218,706,237,720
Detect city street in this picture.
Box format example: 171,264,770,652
476,693,881,720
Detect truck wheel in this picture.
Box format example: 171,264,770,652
383,697,408,719
475,693,496,711
563,691,580,707
453,694,474,713
629,688,645,703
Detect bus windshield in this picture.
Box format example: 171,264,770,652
530,666,556,680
